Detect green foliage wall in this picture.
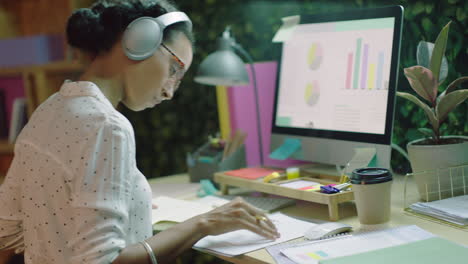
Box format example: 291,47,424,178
121,0,467,178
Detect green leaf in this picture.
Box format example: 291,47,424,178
403,66,438,104
406,128,422,141
436,89,468,123
418,128,436,139
430,21,451,85
425,3,434,14
416,41,430,67
413,1,426,15
397,92,439,131
417,41,449,84
456,7,467,21
438,77,468,101
421,17,433,33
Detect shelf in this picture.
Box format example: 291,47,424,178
0,60,85,77
214,169,354,221
0,139,14,154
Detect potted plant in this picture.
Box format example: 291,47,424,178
397,21,468,201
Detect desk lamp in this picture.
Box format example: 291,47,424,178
194,27,263,166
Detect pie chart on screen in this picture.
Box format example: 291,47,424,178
308,43,323,70
305,80,320,106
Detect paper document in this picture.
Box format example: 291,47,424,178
410,195,468,226
266,241,306,264
265,237,350,264
193,212,316,257
281,225,435,264
152,196,229,224
280,180,320,189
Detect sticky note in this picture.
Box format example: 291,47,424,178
280,180,319,189
286,167,300,180
306,252,323,260
272,15,301,43
300,185,322,191
269,138,302,160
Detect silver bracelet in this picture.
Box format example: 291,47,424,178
140,240,158,264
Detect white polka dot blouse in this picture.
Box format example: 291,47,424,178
0,81,153,263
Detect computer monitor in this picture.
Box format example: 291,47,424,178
271,6,403,169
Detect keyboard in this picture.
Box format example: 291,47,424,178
216,194,296,213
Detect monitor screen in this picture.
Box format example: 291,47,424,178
271,6,403,167
276,17,394,135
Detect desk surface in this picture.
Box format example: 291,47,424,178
148,174,468,264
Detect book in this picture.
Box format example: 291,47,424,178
8,98,27,143
0,90,7,138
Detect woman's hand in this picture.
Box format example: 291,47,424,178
197,197,280,240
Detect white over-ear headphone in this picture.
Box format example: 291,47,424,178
122,11,192,61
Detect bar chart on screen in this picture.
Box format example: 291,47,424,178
345,38,389,91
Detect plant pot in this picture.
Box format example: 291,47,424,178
407,136,468,202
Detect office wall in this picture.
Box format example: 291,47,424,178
123,0,466,177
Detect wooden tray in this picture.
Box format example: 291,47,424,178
214,168,354,221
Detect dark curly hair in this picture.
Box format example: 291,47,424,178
66,0,194,56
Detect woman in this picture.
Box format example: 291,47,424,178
0,1,279,263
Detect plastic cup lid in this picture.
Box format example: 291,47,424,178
351,167,392,185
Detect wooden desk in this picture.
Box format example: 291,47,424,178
148,174,468,264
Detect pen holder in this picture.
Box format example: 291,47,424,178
187,142,246,183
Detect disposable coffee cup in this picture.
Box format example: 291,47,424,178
351,168,393,226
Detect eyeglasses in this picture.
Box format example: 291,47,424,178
161,43,186,91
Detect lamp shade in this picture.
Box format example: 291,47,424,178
194,49,249,86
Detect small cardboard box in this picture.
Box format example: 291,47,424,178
187,142,246,183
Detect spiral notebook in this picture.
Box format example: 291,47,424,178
280,225,436,264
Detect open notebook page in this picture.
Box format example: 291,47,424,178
193,212,315,257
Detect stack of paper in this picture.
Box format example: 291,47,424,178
409,195,468,226
193,212,315,257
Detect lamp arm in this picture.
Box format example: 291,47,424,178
231,43,264,166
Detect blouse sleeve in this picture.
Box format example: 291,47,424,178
0,147,24,253
67,121,133,264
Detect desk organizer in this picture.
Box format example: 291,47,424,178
187,143,246,183
214,166,354,221
403,164,468,231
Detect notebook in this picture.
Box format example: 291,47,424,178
320,237,468,264
280,225,436,264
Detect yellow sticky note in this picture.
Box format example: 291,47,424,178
306,252,323,260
